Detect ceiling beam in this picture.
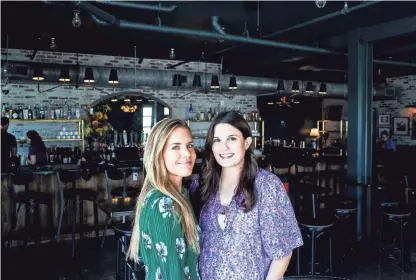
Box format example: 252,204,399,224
324,15,416,49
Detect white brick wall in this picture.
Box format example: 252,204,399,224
1,49,257,118
322,75,416,146
375,75,416,146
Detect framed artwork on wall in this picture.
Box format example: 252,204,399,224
393,117,410,136
378,127,390,139
412,114,416,140
378,114,390,126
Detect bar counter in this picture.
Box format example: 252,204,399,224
1,163,143,240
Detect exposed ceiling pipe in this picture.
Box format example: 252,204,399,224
95,1,177,12
211,1,381,55
211,16,226,35
4,62,356,97
82,2,343,55
262,1,381,38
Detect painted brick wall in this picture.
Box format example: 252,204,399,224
1,83,257,120
322,75,416,146
374,75,416,146
1,49,257,119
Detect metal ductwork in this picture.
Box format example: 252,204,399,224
2,61,356,97
95,1,177,12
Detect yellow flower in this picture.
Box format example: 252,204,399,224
103,114,108,120
96,112,104,120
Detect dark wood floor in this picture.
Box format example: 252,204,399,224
2,234,415,280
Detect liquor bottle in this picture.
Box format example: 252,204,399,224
12,107,18,119
188,103,193,120
32,105,37,120
123,130,128,146
75,104,80,119
23,105,29,120
49,146,55,164
28,106,33,120
18,105,23,119
207,107,212,121
3,104,10,118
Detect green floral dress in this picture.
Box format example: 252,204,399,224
139,188,201,280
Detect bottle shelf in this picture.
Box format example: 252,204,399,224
17,138,82,143
10,119,82,123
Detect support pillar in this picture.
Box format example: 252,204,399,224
346,29,373,241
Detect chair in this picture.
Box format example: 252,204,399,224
7,173,55,247
57,169,100,258
378,206,412,272
105,167,141,198
297,212,334,275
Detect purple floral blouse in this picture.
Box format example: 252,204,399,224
191,169,303,280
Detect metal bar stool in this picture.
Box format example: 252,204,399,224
56,169,100,258
7,172,55,247
297,212,334,276
378,205,412,272
114,222,132,279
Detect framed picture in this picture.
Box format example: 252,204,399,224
393,117,410,136
378,114,390,126
412,113,416,140
378,127,390,139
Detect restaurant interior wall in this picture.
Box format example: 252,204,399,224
322,75,416,146
1,49,257,120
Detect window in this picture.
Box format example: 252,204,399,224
143,107,152,136
164,107,170,116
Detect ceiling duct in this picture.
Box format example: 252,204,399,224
0,62,389,98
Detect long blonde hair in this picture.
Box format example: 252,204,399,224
126,118,200,263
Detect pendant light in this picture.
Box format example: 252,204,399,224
291,81,300,93
58,67,70,82
229,76,238,90
32,66,44,81
192,74,202,88
277,79,285,92
108,69,119,84
319,83,327,94
305,81,314,94
172,74,182,87
84,67,95,83
210,75,220,89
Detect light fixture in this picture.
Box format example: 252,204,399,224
210,75,220,89
315,0,327,8
229,76,238,90
305,82,314,94
310,128,320,138
72,11,82,28
169,48,175,60
58,67,70,82
111,96,118,102
319,83,327,94
192,74,202,88
50,37,57,50
277,79,285,92
84,67,94,83
32,66,44,81
291,81,300,93
172,74,182,87
342,2,349,15
108,69,119,84
124,96,131,102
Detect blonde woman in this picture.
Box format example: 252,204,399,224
127,118,200,280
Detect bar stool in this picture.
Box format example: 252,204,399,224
7,172,55,246
378,206,412,272
333,200,358,265
297,212,334,275
114,222,132,279
105,167,140,198
57,169,100,258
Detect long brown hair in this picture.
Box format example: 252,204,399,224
126,118,200,263
199,111,259,211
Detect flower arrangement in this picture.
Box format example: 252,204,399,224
84,104,113,142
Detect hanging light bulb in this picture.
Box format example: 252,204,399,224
72,11,82,28
315,0,327,9
342,2,349,15
50,37,57,50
